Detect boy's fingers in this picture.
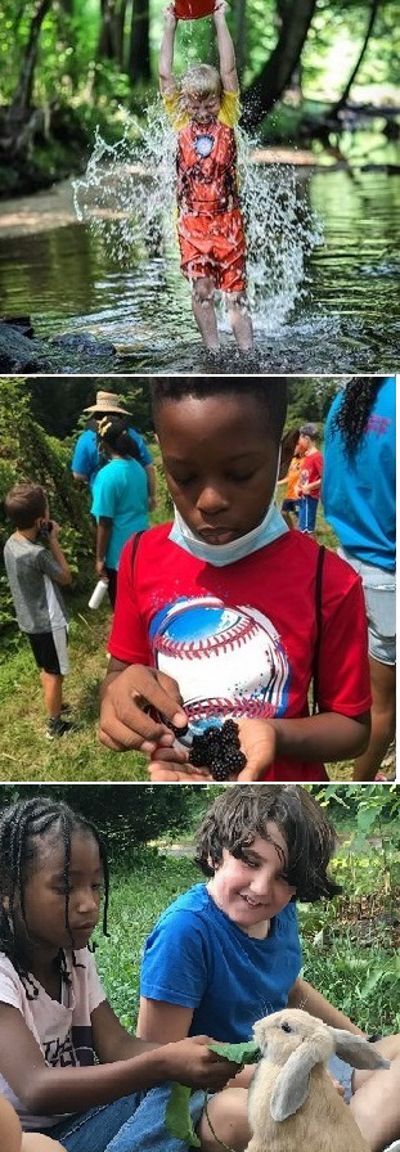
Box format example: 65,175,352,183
148,762,212,781
151,744,190,764
99,714,159,753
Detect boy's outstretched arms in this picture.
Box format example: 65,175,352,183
213,1,239,92
159,5,178,95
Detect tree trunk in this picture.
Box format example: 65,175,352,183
128,0,151,84
98,0,117,60
115,0,128,67
332,0,382,115
10,0,54,116
232,0,247,81
242,0,317,130
276,0,302,98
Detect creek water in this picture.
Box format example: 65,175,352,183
0,124,399,374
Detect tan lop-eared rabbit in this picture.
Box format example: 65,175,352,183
246,1008,390,1152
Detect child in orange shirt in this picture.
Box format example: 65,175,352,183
159,0,253,351
277,428,302,528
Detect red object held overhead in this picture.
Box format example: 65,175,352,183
174,0,215,19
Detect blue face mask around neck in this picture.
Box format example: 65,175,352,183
168,452,288,567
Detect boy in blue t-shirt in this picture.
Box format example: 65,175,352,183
138,786,400,1152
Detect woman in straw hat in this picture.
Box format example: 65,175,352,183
70,391,156,508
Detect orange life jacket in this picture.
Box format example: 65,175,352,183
177,120,239,216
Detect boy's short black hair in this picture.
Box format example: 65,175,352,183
150,378,288,442
4,483,47,530
194,784,341,903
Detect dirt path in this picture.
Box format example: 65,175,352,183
0,178,77,237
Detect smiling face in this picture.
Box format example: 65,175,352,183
184,90,221,124
157,393,281,545
13,828,103,959
208,825,297,937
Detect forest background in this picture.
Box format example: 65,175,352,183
0,0,398,195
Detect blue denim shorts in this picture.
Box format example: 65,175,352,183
339,550,396,665
37,1084,206,1152
328,1054,354,1104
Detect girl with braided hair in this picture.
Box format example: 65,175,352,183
0,795,242,1152
322,376,395,781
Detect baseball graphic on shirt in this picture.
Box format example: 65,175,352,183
194,133,215,158
150,595,289,733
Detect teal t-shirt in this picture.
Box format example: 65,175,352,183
91,457,149,570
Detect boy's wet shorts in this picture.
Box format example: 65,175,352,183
178,207,247,293
27,627,69,676
328,1054,354,1103
338,550,396,666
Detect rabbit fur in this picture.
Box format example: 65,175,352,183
245,1008,390,1152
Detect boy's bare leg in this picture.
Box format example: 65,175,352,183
41,671,63,718
198,1087,250,1152
351,1037,400,1150
227,293,253,351
191,277,220,350
352,658,396,781
22,1137,66,1151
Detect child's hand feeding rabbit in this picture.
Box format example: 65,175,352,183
246,1008,390,1152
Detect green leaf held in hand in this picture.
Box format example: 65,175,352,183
165,1082,201,1147
209,1040,260,1064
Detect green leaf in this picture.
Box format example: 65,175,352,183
209,1040,260,1064
165,1083,201,1147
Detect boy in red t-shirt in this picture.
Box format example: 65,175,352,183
99,379,371,783
296,422,324,535
159,1,253,352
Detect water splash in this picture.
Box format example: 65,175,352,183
73,102,323,333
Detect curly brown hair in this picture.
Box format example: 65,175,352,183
194,785,341,903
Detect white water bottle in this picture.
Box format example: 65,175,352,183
88,578,109,609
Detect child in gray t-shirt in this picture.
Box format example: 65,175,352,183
3,483,73,740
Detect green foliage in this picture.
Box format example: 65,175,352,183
0,782,198,847
0,0,398,194
0,379,95,641
210,1040,260,1063
166,1084,201,1147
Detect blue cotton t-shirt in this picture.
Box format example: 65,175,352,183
71,427,152,489
91,457,149,570
322,377,395,571
140,884,301,1042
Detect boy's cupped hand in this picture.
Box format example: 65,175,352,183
147,717,277,781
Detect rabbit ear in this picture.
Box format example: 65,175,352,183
270,1042,317,1122
329,1029,391,1070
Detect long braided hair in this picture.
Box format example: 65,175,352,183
331,377,386,457
0,797,110,1000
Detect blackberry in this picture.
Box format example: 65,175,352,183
188,720,246,780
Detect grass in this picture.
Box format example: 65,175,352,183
0,598,147,782
0,505,384,782
94,829,400,1035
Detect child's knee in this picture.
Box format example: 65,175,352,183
227,291,249,312
197,1087,250,1152
192,277,215,304
21,1136,66,1151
